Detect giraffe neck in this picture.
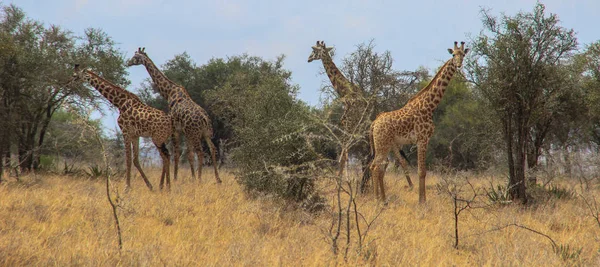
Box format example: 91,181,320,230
410,59,456,112
140,56,187,102
321,53,355,97
84,71,140,110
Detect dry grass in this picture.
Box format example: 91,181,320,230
0,168,599,266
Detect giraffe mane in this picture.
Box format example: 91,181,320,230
85,70,143,103
139,53,193,98
405,59,451,104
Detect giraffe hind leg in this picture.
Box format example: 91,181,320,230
370,155,388,202
155,142,170,191
393,148,413,188
205,135,221,183
195,146,204,182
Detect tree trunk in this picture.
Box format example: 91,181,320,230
504,111,528,204
18,128,36,173
513,117,528,203
33,108,54,170
504,113,516,190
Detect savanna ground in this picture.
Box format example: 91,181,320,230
1,167,599,266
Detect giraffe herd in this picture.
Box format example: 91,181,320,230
71,40,468,204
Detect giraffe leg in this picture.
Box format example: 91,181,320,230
378,160,388,203
132,138,153,191
205,136,221,184
337,147,348,178
154,142,170,191
417,140,429,203
370,152,389,202
172,131,180,182
123,136,133,190
393,148,413,188
195,145,204,182
187,145,196,180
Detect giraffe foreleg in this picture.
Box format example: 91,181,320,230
123,136,133,191
417,140,429,203
186,145,196,180
172,131,180,181
132,137,153,191
204,135,221,184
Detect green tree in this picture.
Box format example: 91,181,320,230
426,75,498,170
39,109,105,168
0,3,127,172
139,53,321,202
466,3,577,203
326,40,425,191
577,41,600,148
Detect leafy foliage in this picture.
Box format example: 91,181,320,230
466,3,578,202
0,3,127,174
140,54,323,204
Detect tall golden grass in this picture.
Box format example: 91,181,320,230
0,169,598,266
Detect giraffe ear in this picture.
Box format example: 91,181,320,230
464,48,470,54
326,47,334,52
448,48,454,55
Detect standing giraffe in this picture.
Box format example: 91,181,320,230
126,48,221,183
70,64,175,190
307,40,367,177
308,40,412,187
370,41,469,203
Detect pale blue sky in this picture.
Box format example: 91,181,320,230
9,0,599,134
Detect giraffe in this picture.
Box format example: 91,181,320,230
70,64,175,190
126,48,221,184
369,41,469,203
308,40,413,187
307,40,367,176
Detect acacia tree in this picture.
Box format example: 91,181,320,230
0,4,127,172
578,42,600,148
326,40,424,191
466,3,577,202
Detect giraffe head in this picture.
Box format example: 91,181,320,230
307,40,334,63
70,64,88,83
447,41,469,68
126,47,148,67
